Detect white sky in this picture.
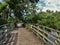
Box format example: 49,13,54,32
0,0,2,2
37,0,60,12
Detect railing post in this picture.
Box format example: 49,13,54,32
55,32,59,37
55,40,58,45
30,25,32,30
3,25,8,44
42,26,45,41
38,26,39,28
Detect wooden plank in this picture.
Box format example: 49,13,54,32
32,28,57,45
39,25,60,33
32,25,60,42
35,25,60,37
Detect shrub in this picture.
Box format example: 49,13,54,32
0,19,7,25
54,21,60,30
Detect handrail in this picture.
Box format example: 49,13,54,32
35,24,60,33
38,25,60,38
29,24,60,45
34,24,60,38
32,25,60,41
39,25,60,33
0,24,8,27
0,23,15,45
32,28,57,45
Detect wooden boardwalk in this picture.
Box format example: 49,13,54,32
7,28,45,45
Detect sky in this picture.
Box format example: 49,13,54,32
37,0,60,12
0,0,2,2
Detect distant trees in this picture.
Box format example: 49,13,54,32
4,0,39,21
0,0,60,30
29,0,39,3
0,18,7,25
25,10,60,30
0,2,8,25
0,2,7,12
0,0,39,25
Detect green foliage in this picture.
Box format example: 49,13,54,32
54,21,60,30
0,0,60,31
0,19,7,25
0,3,6,12
25,9,60,30
29,0,39,3
7,16,15,23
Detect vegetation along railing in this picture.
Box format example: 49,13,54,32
29,24,60,45
0,23,15,45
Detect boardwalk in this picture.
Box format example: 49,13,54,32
7,28,46,45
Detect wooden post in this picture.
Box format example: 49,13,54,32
54,40,58,45
43,26,45,41
38,26,39,28
30,25,32,31
55,32,59,37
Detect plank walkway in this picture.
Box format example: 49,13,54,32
7,28,46,45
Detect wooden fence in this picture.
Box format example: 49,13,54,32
28,24,60,45
0,23,15,45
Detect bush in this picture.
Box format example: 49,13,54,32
55,21,60,30
0,19,7,25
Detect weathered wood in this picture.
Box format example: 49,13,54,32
31,28,57,45
33,25,60,41
29,24,60,45
39,25,60,33
42,25,60,38
0,24,14,45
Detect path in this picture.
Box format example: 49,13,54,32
7,28,46,45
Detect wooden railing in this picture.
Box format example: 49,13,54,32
28,24,60,45
0,23,15,45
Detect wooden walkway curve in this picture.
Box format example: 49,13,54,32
7,28,46,45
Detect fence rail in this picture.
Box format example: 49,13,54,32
28,24,60,45
0,23,15,45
